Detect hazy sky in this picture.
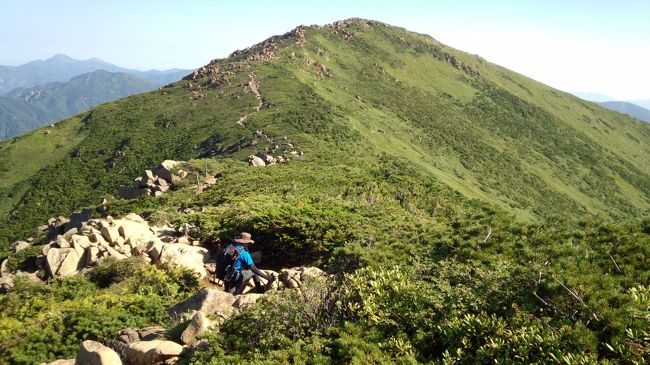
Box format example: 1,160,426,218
1,0,649,100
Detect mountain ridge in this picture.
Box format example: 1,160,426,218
0,18,649,364
0,17,648,243
0,54,192,95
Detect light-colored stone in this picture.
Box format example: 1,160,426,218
101,226,120,244
46,248,84,276
300,266,327,281
279,268,302,289
70,234,92,250
180,311,211,345
146,239,165,263
168,288,236,321
0,275,14,293
118,220,152,241
105,245,127,260
76,340,122,365
57,235,71,248
12,241,31,253
126,340,183,365
154,160,182,183
0,259,8,277
249,155,266,167
158,243,210,278
42,243,54,256
233,293,264,309
124,213,146,223
86,246,101,266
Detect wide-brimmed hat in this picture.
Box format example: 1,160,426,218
233,232,254,244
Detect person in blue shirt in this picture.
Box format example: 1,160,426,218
226,232,275,294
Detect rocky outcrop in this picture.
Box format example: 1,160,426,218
119,160,189,199
108,326,165,363
180,312,212,345
38,213,209,278
168,288,237,321
158,244,210,278
76,340,122,365
126,340,183,365
11,240,31,253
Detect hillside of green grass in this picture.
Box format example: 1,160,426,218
1,19,648,250
1,18,649,364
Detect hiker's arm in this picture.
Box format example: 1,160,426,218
250,264,272,281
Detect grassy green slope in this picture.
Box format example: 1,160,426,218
1,19,650,364
0,18,648,249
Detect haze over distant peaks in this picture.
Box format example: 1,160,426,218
0,54,193,95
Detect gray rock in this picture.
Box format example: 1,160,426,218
76,340,122,365
180,311,211,345
158,243,209,278
12,241,31,253
46,248,84,277
249,155,266,167
126,340,183,365
168,288,236,321
233,293,264,309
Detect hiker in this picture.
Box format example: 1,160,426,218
219,232,275,294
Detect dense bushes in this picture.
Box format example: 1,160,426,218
0,259,199,364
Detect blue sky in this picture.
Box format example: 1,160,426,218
1,0,649,99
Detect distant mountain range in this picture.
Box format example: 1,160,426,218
0,54,190,95
572,92,650,123
596,101,650,123
0,55,193,139
0,70,161,139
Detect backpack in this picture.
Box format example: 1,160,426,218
215,244,243,282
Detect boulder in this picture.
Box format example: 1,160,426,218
46,248,84,276
158,243,209,278
105,246,127,260
126,340,183,365
154,160,186,183
180,311,211,345
0,259,8,277
70,234,92,250
42,243,55,256
101,226,121,244
300,266,327,281
279,268,302,289
0,275,14,293
110,326,166,360
233,293,264,309
117,220,151,241
146,239,165,263
249,155,266,167
12,241,31,253
57,235,71,248
76,340,122,365
168,288,236,321
86,246,101,266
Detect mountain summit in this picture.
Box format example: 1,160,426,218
1,18,648,241
0,19,649,364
